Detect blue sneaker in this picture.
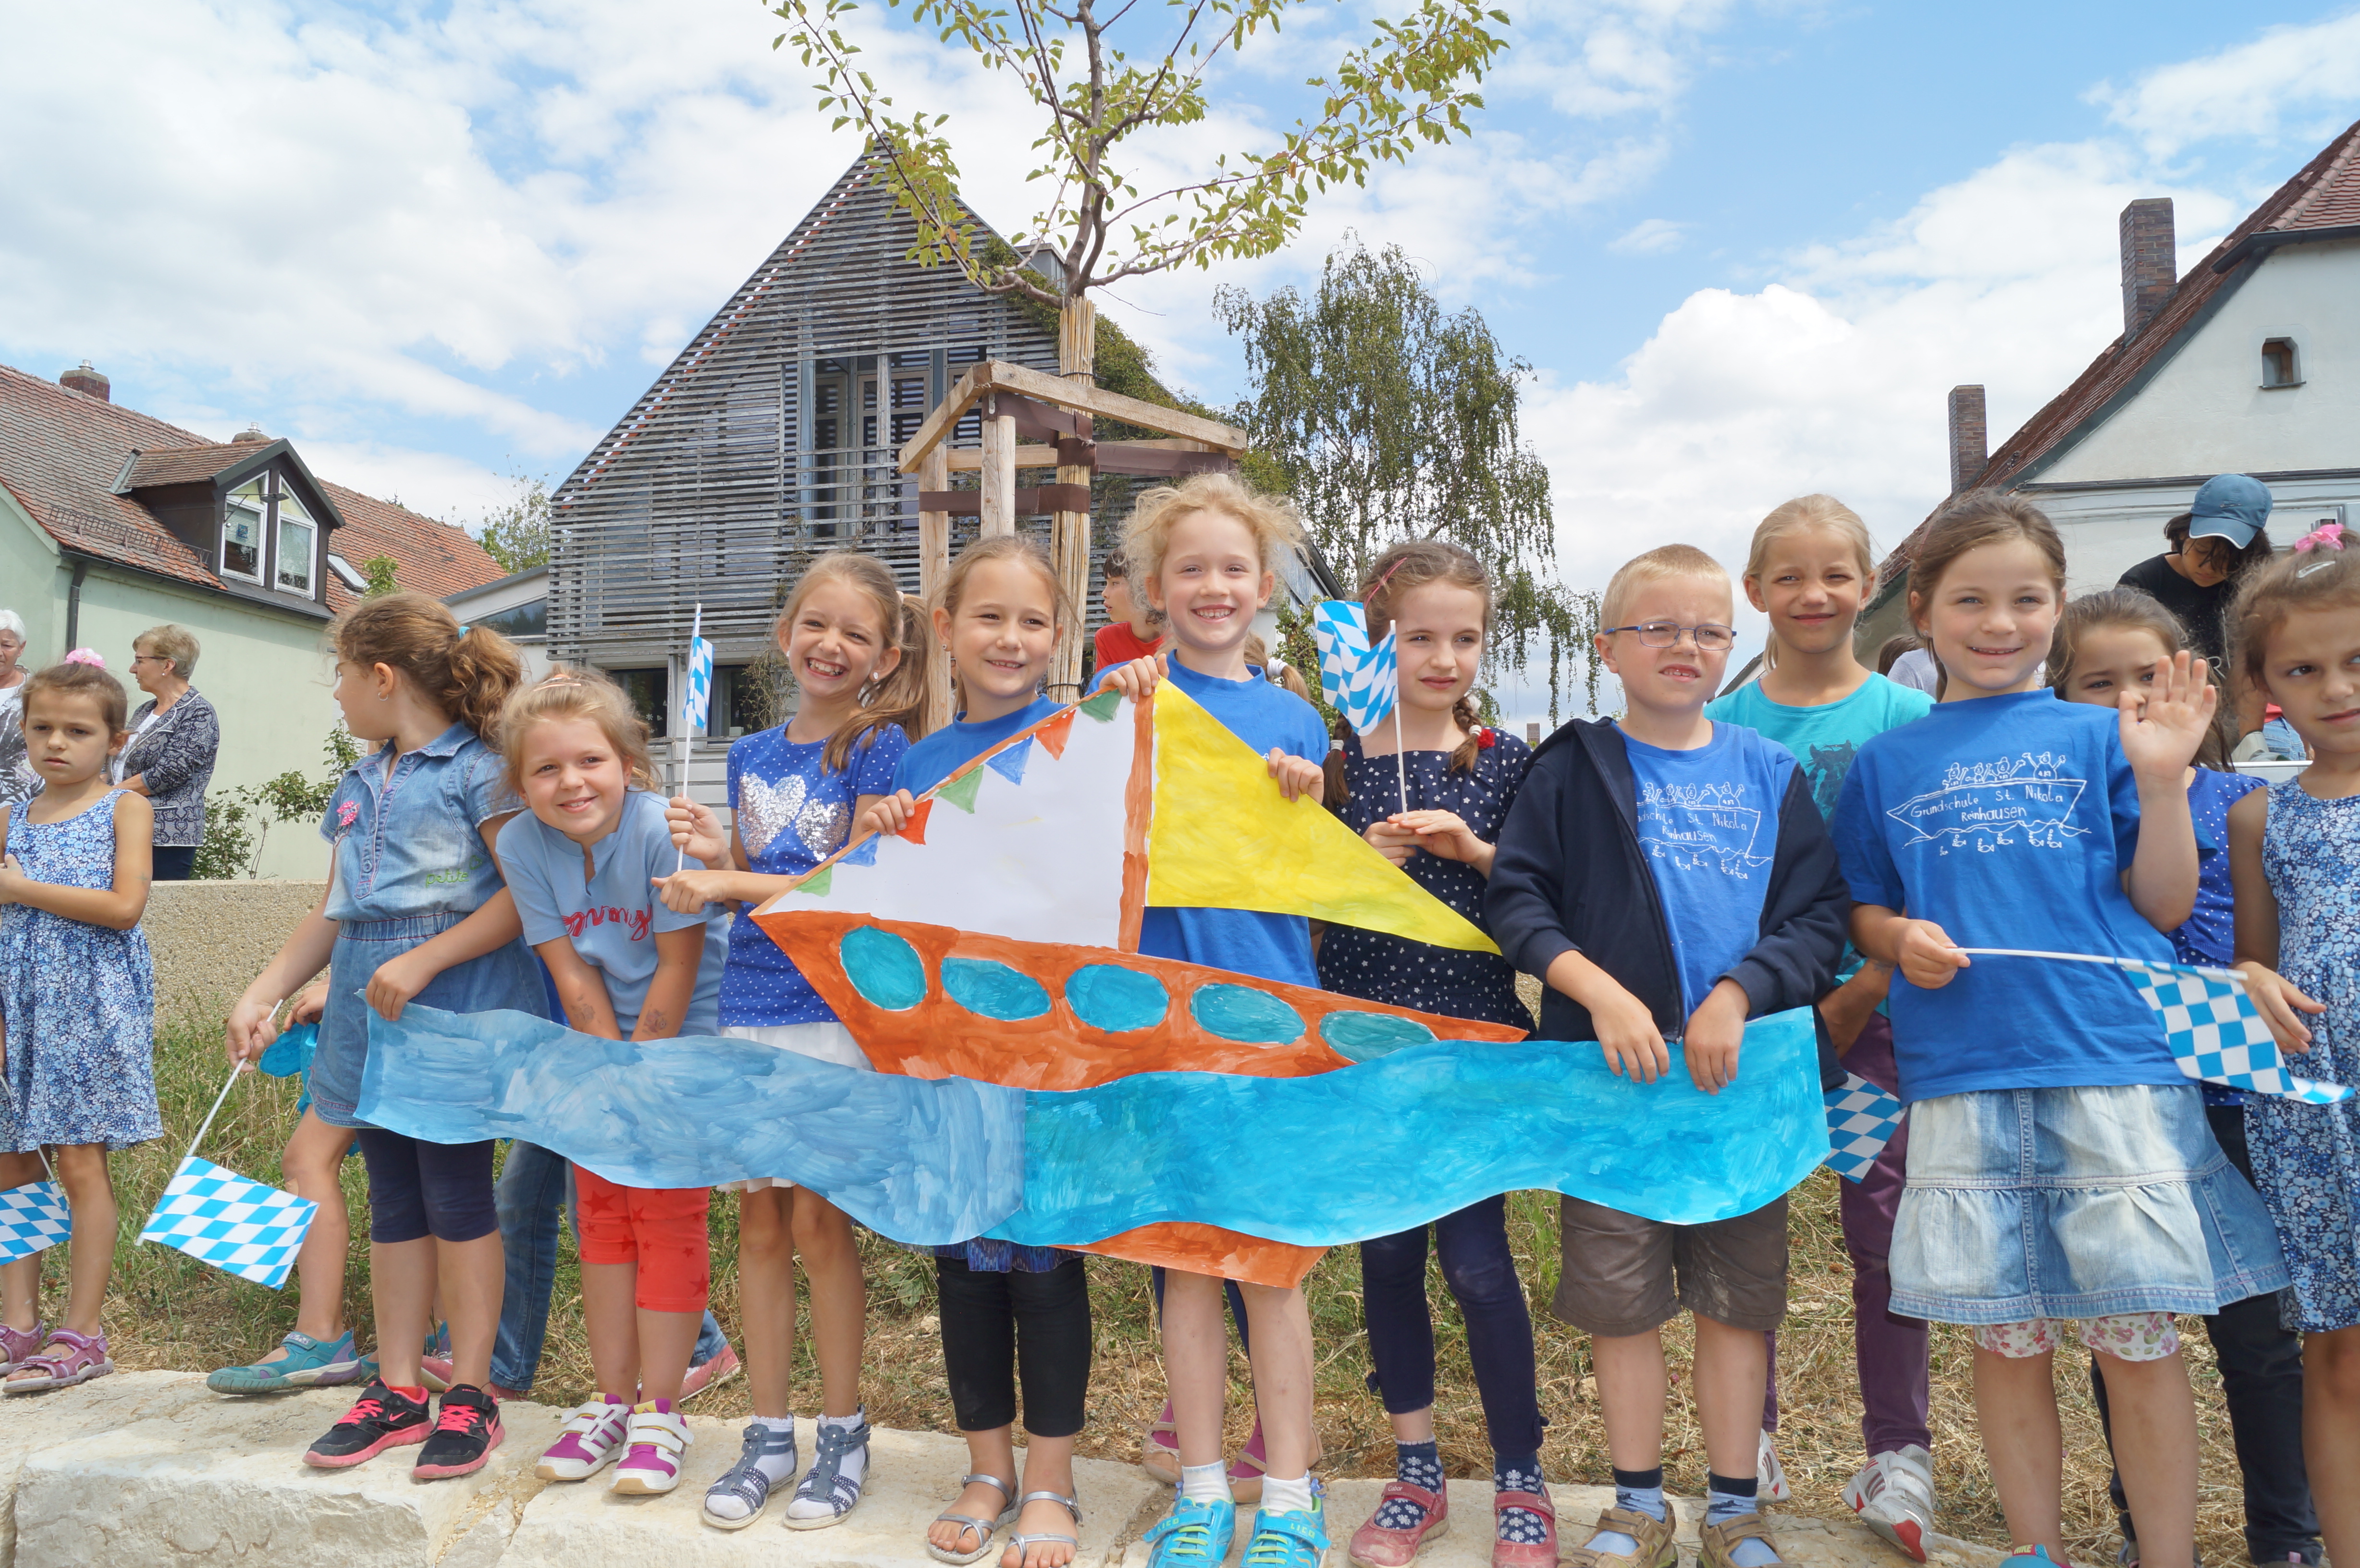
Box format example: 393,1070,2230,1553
1244,1494,1329,1568
2001,1548,2067,1568
1145,1495,1238,1568
206,1330,366,1394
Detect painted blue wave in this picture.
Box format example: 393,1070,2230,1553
362,1005,1824,1246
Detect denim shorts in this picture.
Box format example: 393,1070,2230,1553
309,915,551,1130
1890,1082,2290,1324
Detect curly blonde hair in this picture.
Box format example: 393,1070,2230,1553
1119,470,1304,605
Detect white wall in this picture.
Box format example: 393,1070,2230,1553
2042,237,2360,484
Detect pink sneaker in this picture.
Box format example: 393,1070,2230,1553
679,1342,740,1403
536,1395,630,1481
1348,1479,1448,1568
611,1400,692,1494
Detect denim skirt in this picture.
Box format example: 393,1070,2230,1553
1890,1082,2289,1323
309,914,551,1130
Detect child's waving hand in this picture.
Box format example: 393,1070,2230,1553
666,794,728,866
856,788,919,840
2117,649,2218,780
1266,749,1323,802
2237,962,2325,1053
1097,652,1166,702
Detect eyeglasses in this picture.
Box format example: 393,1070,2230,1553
129,653,168,666
1602,620,1737,652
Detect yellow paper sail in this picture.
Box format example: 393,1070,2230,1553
1145,682,1499,954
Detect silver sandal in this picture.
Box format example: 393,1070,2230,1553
702,1421,795,1531
782,1408,873,1530
929,1471,1017,1565
1002,1490,1082,1568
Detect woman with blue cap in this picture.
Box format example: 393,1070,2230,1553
2118,473,2277,743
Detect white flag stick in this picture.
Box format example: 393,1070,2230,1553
181,1064,248,1168
1392,701,1410,818
676,605,701,873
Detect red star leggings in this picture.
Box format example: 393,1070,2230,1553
570,1165,713,1313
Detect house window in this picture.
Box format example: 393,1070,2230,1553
2262,338,2302,388
276,486,316,594
223,479,266,580
708,664,771,739
607,667,669,738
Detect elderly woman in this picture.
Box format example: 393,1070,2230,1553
116,624,221,881
0,610,32,804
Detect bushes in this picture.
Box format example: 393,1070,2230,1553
190,725,362,879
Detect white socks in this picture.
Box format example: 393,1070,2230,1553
784,1409,869,1520
1260,1473,1316,1516
1180,1461,1231,1505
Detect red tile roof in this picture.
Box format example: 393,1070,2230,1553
1876,117,2360,590
0,362,506,611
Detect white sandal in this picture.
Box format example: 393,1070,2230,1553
929,1472,1018,1565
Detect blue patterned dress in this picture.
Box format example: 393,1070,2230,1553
2248,781,2360,1332
0,793,160,1151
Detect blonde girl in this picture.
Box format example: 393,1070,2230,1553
859,536,1092,1568
657,552,932,1531
0,656,153,1394
1703,495,1936,1552
1097,472,1332,1568
1832,495,2285,1568
492,671,730,1496
2222,525,2360,1567
226,595,546,1478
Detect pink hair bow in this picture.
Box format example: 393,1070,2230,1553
63,648,105,668
2294,522,2346,553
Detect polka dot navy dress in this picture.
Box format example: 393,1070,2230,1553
1318,728,1532,1029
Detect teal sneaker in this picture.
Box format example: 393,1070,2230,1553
1144,1495,1237,1568
1243,1494,1329,1568
207,1330,366,1395
2000,1549,2067,1568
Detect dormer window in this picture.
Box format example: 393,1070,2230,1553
220,468,321,596
224,478,266,580
2262,337,2302,388
277,486,316,594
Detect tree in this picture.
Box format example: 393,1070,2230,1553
361,555,401,598
479,472,552,575
1217,237,1601,718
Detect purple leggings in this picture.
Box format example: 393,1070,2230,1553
1764,1012,1931,1458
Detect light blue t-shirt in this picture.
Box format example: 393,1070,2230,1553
1134,662,1336,988
497,790,730,1036
1832,689,2180,1103
1621,723,1796,1018
894,696,1063,796
723,723,909,1027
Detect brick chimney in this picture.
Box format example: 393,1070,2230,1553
231,423,269,445
2119,198,2176,342
60,360,109,402
1947,385,1987,492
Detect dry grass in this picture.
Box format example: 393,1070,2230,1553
46,1015,2257,1561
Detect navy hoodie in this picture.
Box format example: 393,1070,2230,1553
1486,717,1850,1085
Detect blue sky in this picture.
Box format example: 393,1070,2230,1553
3,0,2357,718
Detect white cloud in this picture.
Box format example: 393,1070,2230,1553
296,442,525,528
2092,9,2360,154
1610,217,1689,254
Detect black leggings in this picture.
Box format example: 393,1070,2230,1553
936,1255,1092,1437
356,1128,499,1244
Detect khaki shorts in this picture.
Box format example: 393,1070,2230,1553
1551,1194,1789,1336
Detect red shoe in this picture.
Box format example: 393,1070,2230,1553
1491,1486,1556,1568
679,1342,740,1403
1349,1480,1448,1568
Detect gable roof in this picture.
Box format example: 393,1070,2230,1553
0,362,505,612
1875,117,2360,591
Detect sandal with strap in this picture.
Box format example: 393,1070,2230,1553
0,1320,48,1378
1142,1401,1182,1485
1228,1420,1326,1506
1002,1490,1082,1568
1564,1505,1679,1568
1491,1486,1557,1568
1349,1478,1449,1568
703,1421,796,1531
784,1409,873,1529
1701,1512,1789,1568
930,1471,1018,1565
4,1328,112,1395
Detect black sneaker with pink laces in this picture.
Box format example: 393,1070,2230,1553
303,1379,431,1469
415,1384,505,1479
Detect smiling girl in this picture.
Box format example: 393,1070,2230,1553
1314,541,1551,1568
0,655,154,1395
656,552,931,1532
494,669,731,1498
1831,494,2286,1568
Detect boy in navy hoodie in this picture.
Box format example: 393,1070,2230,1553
1488,544,1847,1568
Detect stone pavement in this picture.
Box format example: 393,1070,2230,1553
0,1375,2003,1568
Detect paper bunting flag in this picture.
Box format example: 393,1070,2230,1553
682,631,715,735
1311,600,1399,736
0,1180,72,1264
1823,1073,1905,1182
2119,959,2352,1105
139,1156,318,1289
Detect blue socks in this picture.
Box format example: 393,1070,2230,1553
1374,1442,1443,1530
1707,1474,1776,1567
1495,1454,1548,1546
1586,1466,1666,1556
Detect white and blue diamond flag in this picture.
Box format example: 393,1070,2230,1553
2118,959,2351,1105
0,1181,71,1264
1311,600,1398,737
139,1156,317,1289
1823,1073,1905,1182
682,628,715,735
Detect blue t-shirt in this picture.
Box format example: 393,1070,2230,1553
722,723,909,1026
1832,690,2180,1102
497,790,730,1036
1622,723,1796,1018
1136,662,1336,988
894,696,1064,796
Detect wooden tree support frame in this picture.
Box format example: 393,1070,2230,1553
902,358,1250,700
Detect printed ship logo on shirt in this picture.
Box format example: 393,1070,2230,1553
1887,751,2088,854
1635,782,1768,877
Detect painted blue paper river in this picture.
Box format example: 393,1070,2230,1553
362,1004,1825,1245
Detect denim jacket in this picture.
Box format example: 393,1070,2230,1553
322,723,519,928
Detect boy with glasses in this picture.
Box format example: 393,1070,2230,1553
1488,544,1848,1568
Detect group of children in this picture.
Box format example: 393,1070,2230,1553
1,468,2356,1568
